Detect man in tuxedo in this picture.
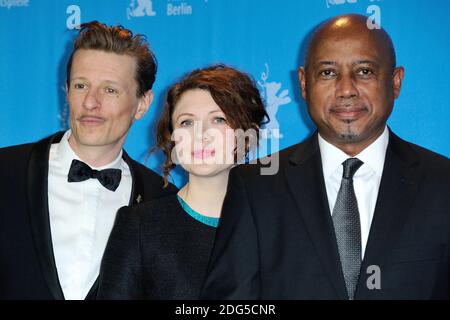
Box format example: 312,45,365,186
0,21,177,299
202,14,450,299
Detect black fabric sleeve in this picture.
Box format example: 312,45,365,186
97,206,144,299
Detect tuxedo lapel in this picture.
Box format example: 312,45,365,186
27,132,65,300
356,131,422,299
123,151,144,206
85,278,99,300
284,133,348,299
26,134,147,300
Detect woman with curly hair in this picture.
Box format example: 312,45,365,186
98,64,268,299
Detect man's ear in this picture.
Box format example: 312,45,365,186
298,67,307,100
392,66,404,99
135,90,154,120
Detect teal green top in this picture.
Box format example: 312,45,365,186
176,195,220,228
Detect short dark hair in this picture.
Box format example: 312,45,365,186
66,21,157,97
156,64,269,187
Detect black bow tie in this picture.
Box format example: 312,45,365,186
68,159,122,191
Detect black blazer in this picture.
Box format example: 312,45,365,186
97,194,216,300
0,132,177,300
201,129,450,299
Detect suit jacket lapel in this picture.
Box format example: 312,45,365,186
27,132,65,300
85,278,99,300
27,134,147,300
123,151,145,206
356,131,422,299
284,133,348,299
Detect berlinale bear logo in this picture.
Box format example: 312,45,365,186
257,63,291,139
127,0,156,20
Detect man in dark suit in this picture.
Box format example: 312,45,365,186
0,21,177,300
202,14,450,299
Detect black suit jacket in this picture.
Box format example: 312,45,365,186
97,194,216,300
202,130,450,299
0,132,177,300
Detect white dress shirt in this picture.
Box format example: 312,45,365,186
318,126,389,258
48,130,132,300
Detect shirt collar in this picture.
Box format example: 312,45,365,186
318,126,389,179
55,130,124,171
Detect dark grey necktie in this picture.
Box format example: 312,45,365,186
332,157,364,300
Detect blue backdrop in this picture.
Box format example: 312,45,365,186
1,0,449,186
